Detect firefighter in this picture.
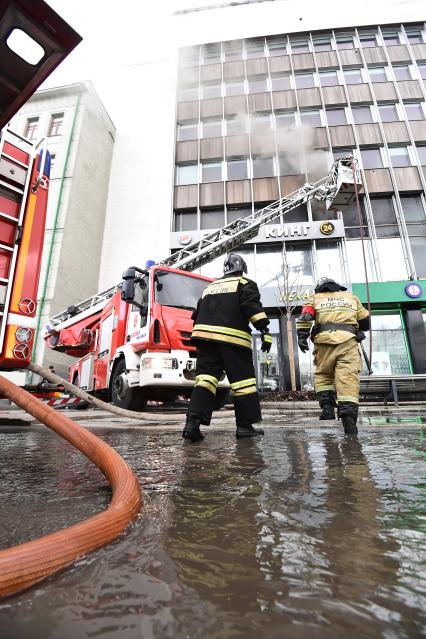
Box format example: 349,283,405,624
296,277,370,435
183,253,272,442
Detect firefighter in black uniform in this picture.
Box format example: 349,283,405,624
183,253,272,442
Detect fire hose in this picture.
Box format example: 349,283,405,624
0,373,142,598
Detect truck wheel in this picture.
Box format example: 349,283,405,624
110,359,147,411
214,388,231,410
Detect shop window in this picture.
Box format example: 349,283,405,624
248,76,269,93
225,79,245,96
271,74,291,91
226,115,247,136
336,35,354,50
360,148,383,169
368,66,388,82
416,145,426,164
174,209,197,231
24,116,39,140
252,156,275,178
404,102,425,121
177,122,198,141
267,38,287,57
253,328,283,393
250,113,272,132
200,208,224,230
290,39,310,54
201,161,223,183
300,109,322,127
227,158,248,181
295,72,315,89
175,164,198,185
224,40,243,61
326,108,347,126
283,242,314,285
370,197,398,237
388,145,411,167
48,113,64,137
202,83,222,99
344,69,363,84
393,65,411,81
364,314,411,375
202,119,223,138
275,111,295,127
319,70,339,87
352,106,373,124
246,38,265,59
227,207,252,224
316,241,343,282
378,104,399,122
178,86,199,102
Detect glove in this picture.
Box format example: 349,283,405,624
261,330,272,353
297,332,309,353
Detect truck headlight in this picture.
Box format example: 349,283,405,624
141,357,178,370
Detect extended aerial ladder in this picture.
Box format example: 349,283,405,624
47,156,361,332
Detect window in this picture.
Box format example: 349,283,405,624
284,204,308,222
267,38,287,57
271,74,291,91
364,314,411,375
275,111,295,127
227,207,252,223
202,119,223,138
336,35,354,50
416,145,426,164
175,164,198,185
278,153,302,175
319,70,339,87
24,116,39,140
378,104,399,122
248,76,268,93
368,66,388,82
180,47,199,66
333,147,354,161
225,79,245,96
344,69,363,84
382,31,400,46
418,64,426,80
48,113,64,137
202,83,222,99
313,37,332,52
227,159,248,181
200,208,225,229
388,146,411,167
174,210,197,231
50,153,56,169
359,33,377,48
342,199,369,238
202,43,221,64
245,38,265,59
326,108,347,125
316,241,343,282
295,73,315,89
400,196,426,278
290,39,310,53
393,65,411,81
370,197,398,237
226,116,247,136
400,195,426,223
404,102,425,121
250,113,272,132
252,156,275,178
352,106,373,124
405,29,424,44
224,40,243,61
360,148,383,169
178,86,199,102
300,109,322,127
201,161,222,182
177,122,198,141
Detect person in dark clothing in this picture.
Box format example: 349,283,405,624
183,253,272,442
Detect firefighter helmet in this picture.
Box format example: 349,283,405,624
223,253,248,275
314,277,347,293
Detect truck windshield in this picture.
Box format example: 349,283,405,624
155,271,209,310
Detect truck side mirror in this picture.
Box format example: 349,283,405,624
121,268,136,303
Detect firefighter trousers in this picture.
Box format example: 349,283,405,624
313,337,362,405
188,341,262,426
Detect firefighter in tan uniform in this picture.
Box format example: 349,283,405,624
296,277,370,435
183,253,272,442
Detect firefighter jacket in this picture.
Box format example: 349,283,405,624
296,291,369,346
191,275,269,350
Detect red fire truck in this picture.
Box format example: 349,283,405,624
0,0,81,372
44,158,362,410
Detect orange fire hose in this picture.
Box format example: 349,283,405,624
0,373,142,598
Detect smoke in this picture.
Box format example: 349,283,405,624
275,123,329,181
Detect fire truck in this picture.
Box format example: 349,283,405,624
0,0,81,372
44,158,361,410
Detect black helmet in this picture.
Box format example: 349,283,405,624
315,277,347,293
223,253,247,275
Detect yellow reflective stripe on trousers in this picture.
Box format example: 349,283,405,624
337,395,359,404
315,384,335,392
195,374,218,387
192,330,252,349
193,323,251,342
195,379,217,395
231,377,256,390
234,386,257,396
249,311,267,323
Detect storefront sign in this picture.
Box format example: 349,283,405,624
404,283,423,299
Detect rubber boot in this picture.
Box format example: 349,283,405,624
236,423,264,438
182,414,204,442
339,402,359,436
317,390,336,420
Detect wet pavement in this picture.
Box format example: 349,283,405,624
0,412,425,638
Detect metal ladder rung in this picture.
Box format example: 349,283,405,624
0,211,19,224
0,277,9,284
0,179,24,195
1,152,30,170
0,243,14,252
